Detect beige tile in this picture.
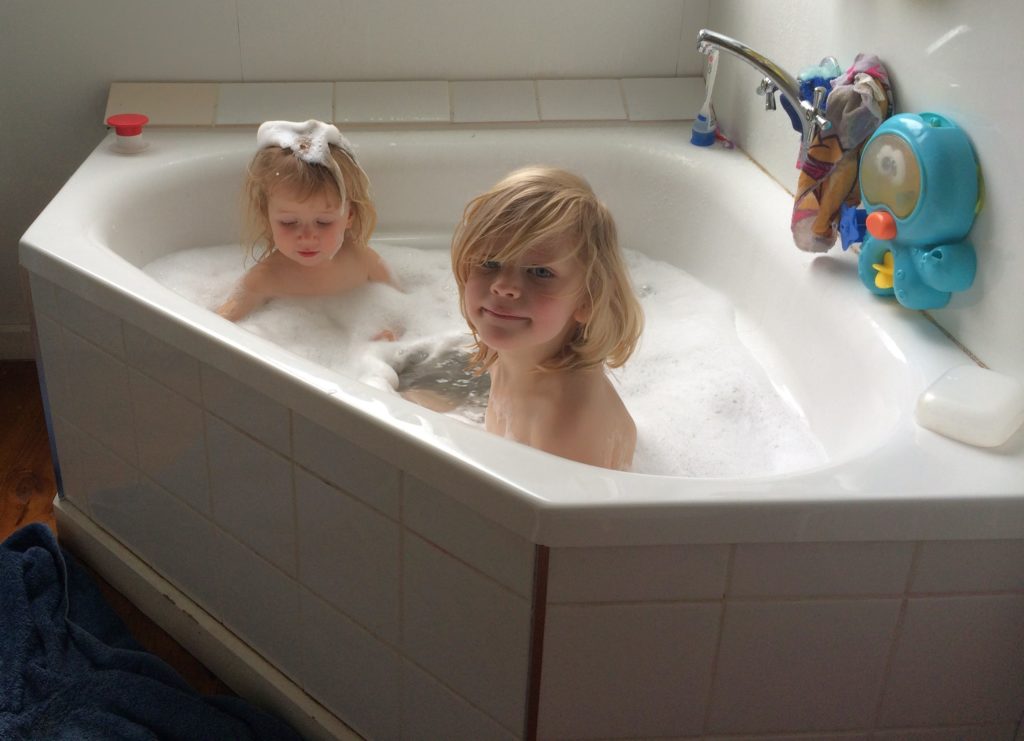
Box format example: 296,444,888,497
296,469,401,642
401,661,517,741
548,543,729,602
730,541,914,597
450,81,538,123
403,475,534,597
335,81,450,124
708,599,901,733
912,539,1024,593
623,77,704,121
298,589,401,740
537,79,625,120
215,82,332,125
402,534,530,732
878,595,1024,726
105,82,218,126
539,602,720,738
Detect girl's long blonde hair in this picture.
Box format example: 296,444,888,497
242,145,376,262
452,166,643,372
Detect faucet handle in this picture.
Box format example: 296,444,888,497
757,77,778,111
801,86,832,149
811,86,827,115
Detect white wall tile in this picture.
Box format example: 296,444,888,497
404,475,535,597
299,589,401,741
55,286,125,359
33,315,72,423
90,475,221,612
129,369,209,514
205,414,296,574
210,532,303,682
63,329,137,464
730,542,914,597
912,540,1024,593
215,82,333,125
201,363,291,455
707,599,901,734
28,273,58,318
123,323,202,403
56,419,137,517
402,534,530,733
451,81,538,123
401,660,519,741
537,79,625,121
623,77,705,121
538,602,720,739
291,413,400,518
335,81,450,124
548,543,729,603
878,595,1024,727
295,468,400,642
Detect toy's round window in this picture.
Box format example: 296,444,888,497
861,134,921,219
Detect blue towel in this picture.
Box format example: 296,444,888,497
1,523,304,740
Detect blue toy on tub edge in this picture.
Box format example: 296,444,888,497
857,112,982,310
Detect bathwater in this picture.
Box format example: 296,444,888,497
144,240,826,477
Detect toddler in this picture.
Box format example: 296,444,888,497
217,120,394,322
451,166,643,470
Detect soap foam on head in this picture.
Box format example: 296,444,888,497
144,242,827,477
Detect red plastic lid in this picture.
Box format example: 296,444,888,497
106,113,149,137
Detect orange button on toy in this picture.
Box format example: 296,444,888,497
866,210,897,240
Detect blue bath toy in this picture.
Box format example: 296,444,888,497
857,112,982,310
838,204,866,251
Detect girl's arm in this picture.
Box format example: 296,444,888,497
215,268,271,322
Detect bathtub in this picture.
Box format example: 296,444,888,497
21,125,1024,740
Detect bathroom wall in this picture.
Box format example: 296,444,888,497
6,1,1019,377
707,0,1024,377
0,0,709,359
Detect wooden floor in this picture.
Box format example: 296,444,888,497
0,360,232,696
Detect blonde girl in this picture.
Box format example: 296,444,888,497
451,166,643,470
217,120,393,322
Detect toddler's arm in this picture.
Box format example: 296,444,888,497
215,289,265,322
215,267,271,322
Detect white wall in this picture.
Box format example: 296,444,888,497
0,0,709,358
7,0,1020,377
707,0,1024,376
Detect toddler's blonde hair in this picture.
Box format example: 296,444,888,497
242,145,376,262
452,166,643,372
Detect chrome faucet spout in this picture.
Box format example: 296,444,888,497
696,28,829,154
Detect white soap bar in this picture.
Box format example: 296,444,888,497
916,365,1024,447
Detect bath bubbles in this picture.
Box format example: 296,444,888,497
144,240,826,477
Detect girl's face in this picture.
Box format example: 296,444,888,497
267,185,352,267
464,236,589,361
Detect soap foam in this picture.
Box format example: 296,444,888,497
144,241,827,477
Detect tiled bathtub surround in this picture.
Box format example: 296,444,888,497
103,79,705,127
33,273,536,739
31,272,1024,739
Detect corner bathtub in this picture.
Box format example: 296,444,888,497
21,126,1024,740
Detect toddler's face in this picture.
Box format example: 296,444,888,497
268,185,351,267
464,236,588,360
